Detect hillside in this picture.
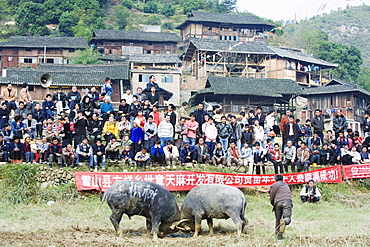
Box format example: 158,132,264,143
279,5,370,67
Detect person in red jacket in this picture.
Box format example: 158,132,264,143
270,143,283,174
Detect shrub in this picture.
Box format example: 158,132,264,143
143,1,159,14
162,21,174,30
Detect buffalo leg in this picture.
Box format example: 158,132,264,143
109,209,124,235
206,218,214,236
146,219,152,235
193,216,202,238
150,216,161,241
227,212,243,240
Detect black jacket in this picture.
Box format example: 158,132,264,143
88,120,103,135
93,144,106,155
74,118,88,136
32,109,45,123
311,116,325,132
52,92,67,104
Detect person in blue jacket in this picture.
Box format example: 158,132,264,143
130,120,144,157
150,139,165,165
9,137,23,162
180,141,198,165
42,94,55,119
100,98,114,122
11,115,25,139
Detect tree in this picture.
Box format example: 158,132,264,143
44,0,74,24
58,11,78,36
161,3,175,17
303,30,363,82
71,47,103,64
162,21,174,30
145,15,161,25
72,20,93,41
183,0,200,15
143,1,159,13
120,0,134,9
15,2,50,35
212,0,236,13
114,5,131,30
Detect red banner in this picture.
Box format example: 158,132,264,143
75,165,342,192
342,164,370,179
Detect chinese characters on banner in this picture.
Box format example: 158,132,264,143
342,164,370,179
75,165,342,192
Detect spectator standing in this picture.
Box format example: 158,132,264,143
1,83,17,115
311,109,325,141
146,86,159,106
193,103,207,135
333,109,348,139
144,115,157,150
149,105,163,127
254,106,266,128
102,77,113,100
283,141,296,173
32,103,45,139
73,111,88,148
283,116,298,147
229,116,242,148
130,120,144,157
58,117,74,148
167,104,177,128
217,116,232,154
145,75,159,92
158,115,173,147
253,119,265,147
178,102,190,121
174,117,187,150
265,110,277,143
19,83,33,112
253,142,267,174
185,113,199,146
122,88,133,105
280,109,293,138
202,117,218,158
363,111,370,138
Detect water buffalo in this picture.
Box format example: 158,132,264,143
179,184,247,239
102,180,181,241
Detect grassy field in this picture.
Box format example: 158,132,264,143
0,179,369,246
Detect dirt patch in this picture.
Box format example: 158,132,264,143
1,228,369,247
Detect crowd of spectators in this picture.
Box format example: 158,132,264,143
0,78,369,173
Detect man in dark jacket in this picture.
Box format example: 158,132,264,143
52,86,67,114
73,111,88,148
48,137,63,169
283,115,299,147
332,109,348,139
193,103,207,134
263,174,292,240
254,106,266,128
311,109,325,141
92,139,106,172
363,111,370,138
67,86,81,111
32,103,45,139
88,113,103,145
180,141,198,165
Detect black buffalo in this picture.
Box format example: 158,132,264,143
102,180,181,241
179,184,247,239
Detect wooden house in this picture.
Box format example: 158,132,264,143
191,76,303,114
129,54,181,105
264,46,338,87
0,36,88,70
0,64,129,103
176,11,274,42
302,79,370,133
90,29,181,60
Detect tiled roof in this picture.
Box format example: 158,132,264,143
0,36,88,49
268,46,338,68
196,76,303,97
0,64,129,86
176,11,275,29
129,54,181,63
188,38,275,54
92,29,181,43
304,79,370,97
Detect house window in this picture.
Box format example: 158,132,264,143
28,85,35,91
25,49,32,52
138,74,151,83
23,58,33,63
232,105,239,112
162,75,173,83
166,50,171,54
109,49,113,54
148,42,153,46
47,58,54,63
